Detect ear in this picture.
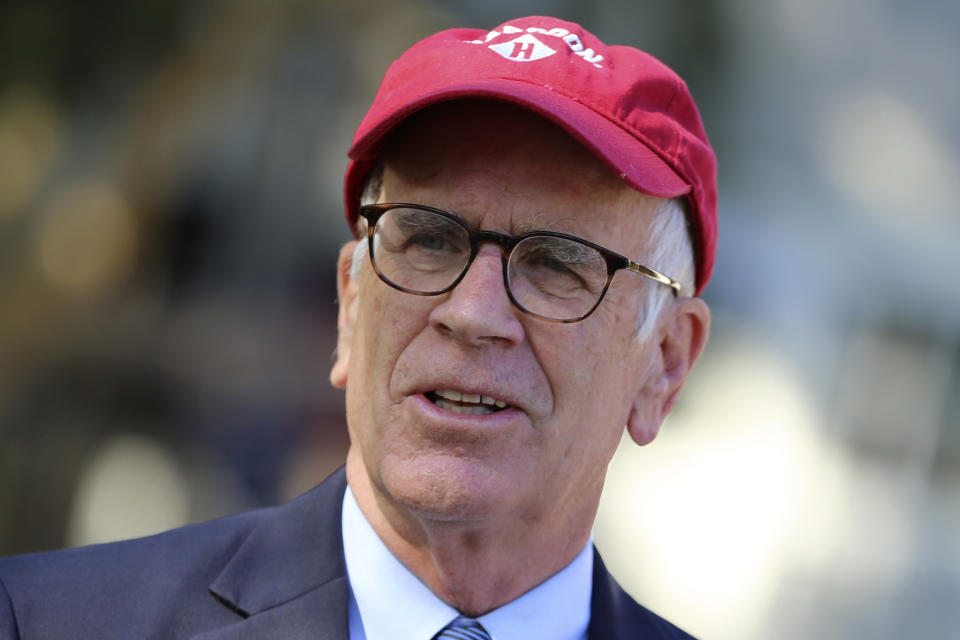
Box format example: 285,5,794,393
626,297,710,446
330,241,360,389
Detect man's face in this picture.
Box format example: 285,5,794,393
334,102,674,530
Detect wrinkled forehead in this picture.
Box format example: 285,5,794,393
375,100,662,247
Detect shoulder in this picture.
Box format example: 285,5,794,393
0,467,348,639
0,505,262,588
0,507,266,639
588,548,697,640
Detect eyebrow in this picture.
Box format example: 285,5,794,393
447,207,583,237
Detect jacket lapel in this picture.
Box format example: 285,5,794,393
193,468,351,640
588,548,625,640
588,547,696,639
192,578,349,640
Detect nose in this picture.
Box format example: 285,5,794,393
428,244,526,347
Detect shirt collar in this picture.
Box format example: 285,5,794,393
342,486,591,640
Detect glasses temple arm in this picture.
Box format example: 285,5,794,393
625,261,683,297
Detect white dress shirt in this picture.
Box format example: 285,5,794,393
342,486,591,640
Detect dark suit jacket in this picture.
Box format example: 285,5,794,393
0,468,695,639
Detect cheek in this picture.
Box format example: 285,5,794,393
345,286,425,457
529,328,596,419
352,281,434,395
534,317,641,428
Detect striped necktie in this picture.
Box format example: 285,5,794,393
432,616,493,640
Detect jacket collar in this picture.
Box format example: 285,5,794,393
196,467,350,639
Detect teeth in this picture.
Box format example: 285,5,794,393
485,396,507,409
431,389,509,412
434,399,494,415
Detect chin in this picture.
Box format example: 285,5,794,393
379,453,508,522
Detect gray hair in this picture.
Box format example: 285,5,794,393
349,162,383,282
349,162,694,341
634,196,695,340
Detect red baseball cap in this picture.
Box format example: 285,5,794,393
344,16,717,296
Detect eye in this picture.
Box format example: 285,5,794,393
408,232,455,252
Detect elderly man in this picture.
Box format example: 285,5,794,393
0,16,714,640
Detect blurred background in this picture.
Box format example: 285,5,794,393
1,0,957,638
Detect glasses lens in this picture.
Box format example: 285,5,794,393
508,236,608,320
372,207,470,293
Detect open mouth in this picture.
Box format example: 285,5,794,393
425,389,510,415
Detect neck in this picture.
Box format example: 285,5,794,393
345,454,598,616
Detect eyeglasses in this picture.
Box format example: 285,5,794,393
358,203,681,323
